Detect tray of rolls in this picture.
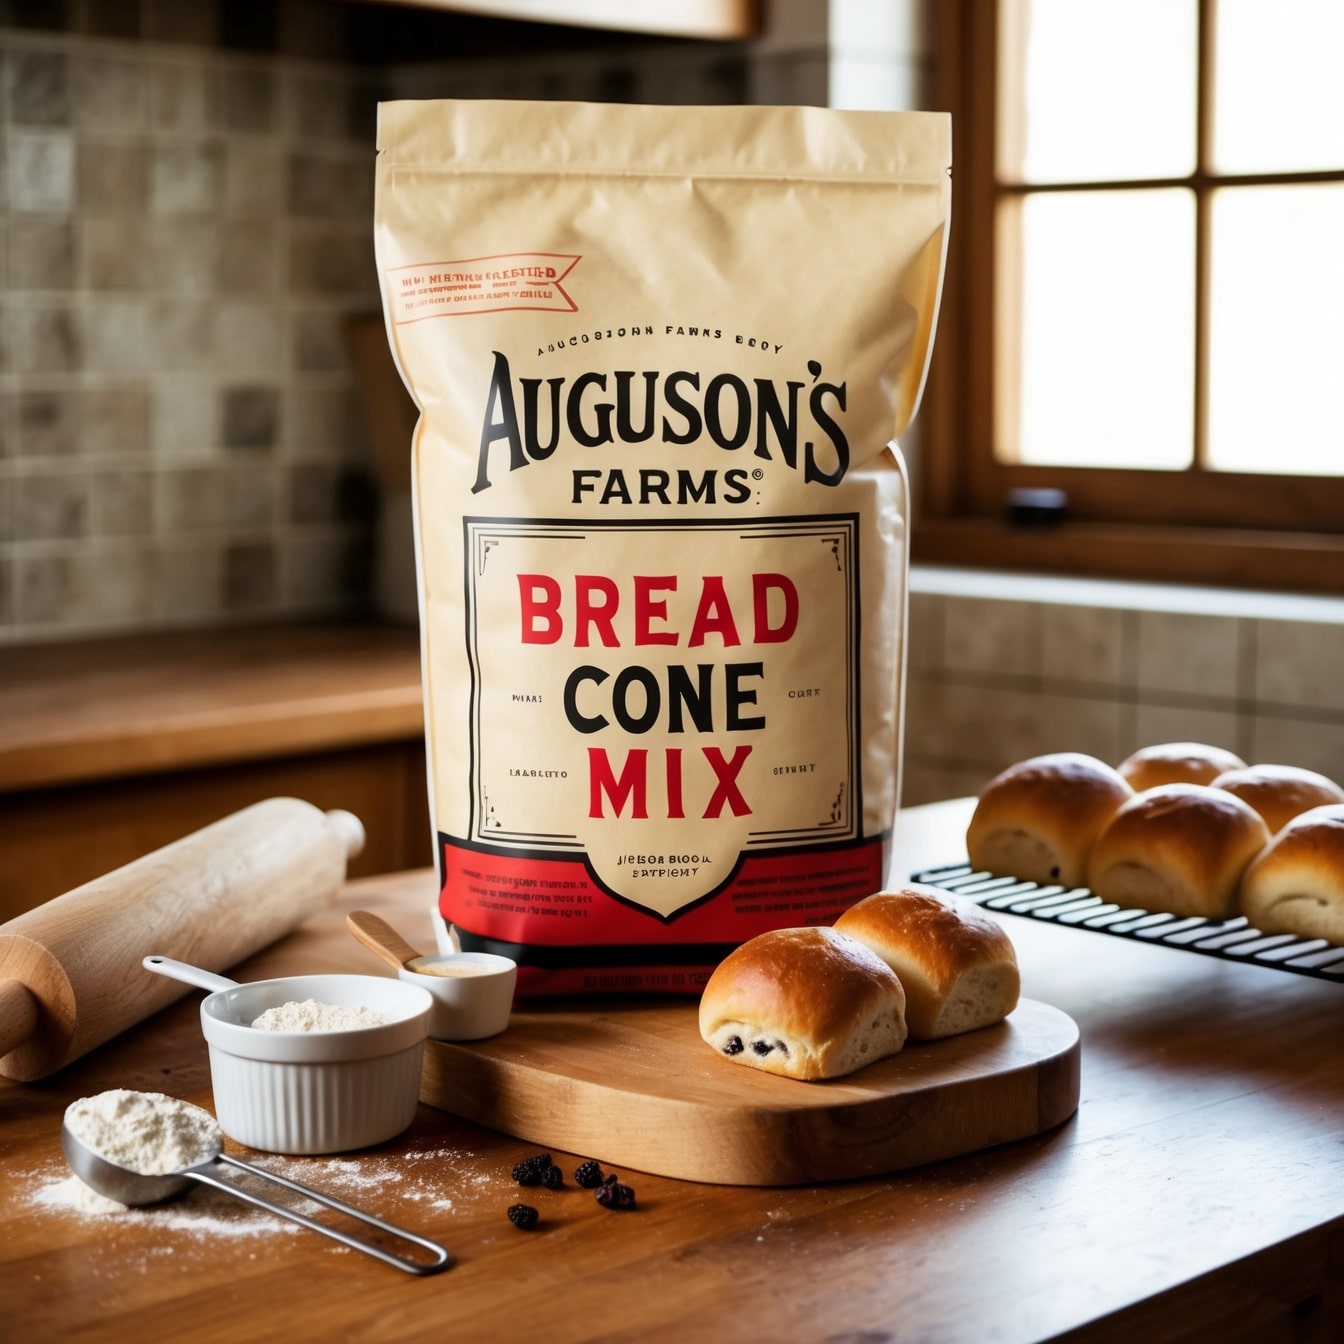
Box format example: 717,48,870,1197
916,742,1344,983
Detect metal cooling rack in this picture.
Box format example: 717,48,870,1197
911,863,1344,983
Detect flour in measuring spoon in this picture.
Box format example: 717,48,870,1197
64,1089,220,1175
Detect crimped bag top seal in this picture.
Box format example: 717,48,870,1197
375,99,951,995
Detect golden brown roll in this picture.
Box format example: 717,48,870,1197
1210,763,1344,835
698,927,907,1081
1117,741,1247,793
834,885,1019,1039
966,752,1133,888
1087,783,1270,919
1239,804,1344,944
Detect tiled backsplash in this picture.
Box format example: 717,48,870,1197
903,568,1344,809
0,10,383,641
1,1,839,644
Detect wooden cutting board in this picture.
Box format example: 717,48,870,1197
420,997,1080,1185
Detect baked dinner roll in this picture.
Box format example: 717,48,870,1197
1117,741,1247,793
1239,804,1344,944
1210,763,1344,835
698,927,907,1081
1087,783,1270,919
834,885,1019,1039
966,752,1133,888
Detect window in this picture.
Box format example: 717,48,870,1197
917,0,1344,593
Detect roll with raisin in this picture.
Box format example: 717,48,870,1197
698,927,907,1081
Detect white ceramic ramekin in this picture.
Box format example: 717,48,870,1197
144,958,432,1154
398,953,517,1041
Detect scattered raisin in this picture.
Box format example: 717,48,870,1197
512,1153,553,1186
723,1035,744,1056
594,1173,637,1210
541,1163,564,1190
507,1203,539,1230
574,1159,605,1188
751,1039,773,1056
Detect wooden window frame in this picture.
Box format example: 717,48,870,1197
915,0,1344,594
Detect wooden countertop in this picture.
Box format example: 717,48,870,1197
0,622,424,793
4,799,1343,1343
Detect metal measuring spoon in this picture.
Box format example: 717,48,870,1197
61,1116,451,1276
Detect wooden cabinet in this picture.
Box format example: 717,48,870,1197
0,623,430,923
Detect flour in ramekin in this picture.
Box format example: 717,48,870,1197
250,999,390,1031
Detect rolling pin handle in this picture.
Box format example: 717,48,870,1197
0,979,40,1061
326,809,366,860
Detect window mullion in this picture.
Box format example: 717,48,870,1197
1193,0,1216,473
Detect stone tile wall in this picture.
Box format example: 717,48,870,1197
903,568,1344,813
1,0,831,644
0,3,383,641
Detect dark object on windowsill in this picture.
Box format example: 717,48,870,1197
1006,487,1068,528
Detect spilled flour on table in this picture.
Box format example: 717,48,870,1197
24,1138,504,1240
30,1162,298,1238
266,1144,505,1213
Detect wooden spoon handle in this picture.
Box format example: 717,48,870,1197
346,911,423,971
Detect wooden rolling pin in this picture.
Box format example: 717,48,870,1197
0,797,365,1082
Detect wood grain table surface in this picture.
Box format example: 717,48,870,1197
3,798,1342,1344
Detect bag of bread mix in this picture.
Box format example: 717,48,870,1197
374,100,950,995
